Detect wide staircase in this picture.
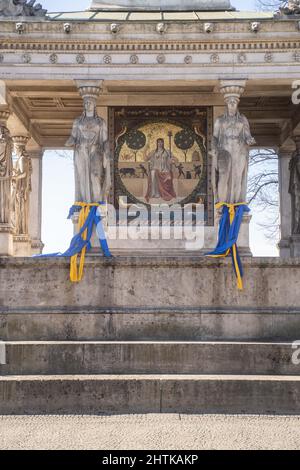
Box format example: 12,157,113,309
1,308,300,414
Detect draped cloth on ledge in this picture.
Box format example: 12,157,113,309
206,202,250,291
37,202,112,283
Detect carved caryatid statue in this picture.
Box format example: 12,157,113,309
66,86,111,203
0,113,13,225
211,82,255,204
11,136,32,236
289,137,300,235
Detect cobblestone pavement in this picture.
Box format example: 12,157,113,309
0,414,300,450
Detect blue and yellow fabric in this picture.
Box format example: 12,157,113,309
206,202,250,291
39,202,112,283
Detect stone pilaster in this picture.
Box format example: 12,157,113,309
278,147,293,258
0,109,14,256
11,135,32,257
289,136,300,258
28,148,44,255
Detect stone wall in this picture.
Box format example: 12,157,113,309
0,256,299,311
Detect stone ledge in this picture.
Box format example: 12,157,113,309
0,254,296,268
2,305,300,315
1,374,300,414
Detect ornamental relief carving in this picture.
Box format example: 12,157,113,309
1,40,300,53
237,52,247,64
0,51,298,67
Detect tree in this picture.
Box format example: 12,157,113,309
174,129,194,162
255,0,288,11
247,149,279,240
126,130,146,162
251,1,291,243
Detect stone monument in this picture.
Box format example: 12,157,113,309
1,0,300,419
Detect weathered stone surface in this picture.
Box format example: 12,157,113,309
1,375,300,415
1,309,300,342
0,256,299,310
1,256,300,415
1,341,299,376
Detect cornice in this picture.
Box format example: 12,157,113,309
1,38,300,52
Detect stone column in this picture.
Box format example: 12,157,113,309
204,105,225,251
0,109,14,256
28,148,44,255
11,135,32,257
278,147,293,258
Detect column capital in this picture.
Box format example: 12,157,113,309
76,80,104,100
219,79,247,101
278,147,294,159
11,135,30,157
11,135,30,146
291,135,300,154
28,148,44,159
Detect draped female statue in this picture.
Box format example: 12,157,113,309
66,94,111,203
11,138,32,235
212,94,255,204
0,121,13,225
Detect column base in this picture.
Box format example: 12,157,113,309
13,235,32,257
290,235,300,258
31,239,44,255
278,238,291,258
0,226,14,256
213,212,252,257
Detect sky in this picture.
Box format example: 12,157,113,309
40,0,257,12
41,0,278,257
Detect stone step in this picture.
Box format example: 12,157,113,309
1,341,299,376
1,374,300,415
1,308,300,341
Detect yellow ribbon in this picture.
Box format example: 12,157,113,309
209,202,247,291
70,202,100,283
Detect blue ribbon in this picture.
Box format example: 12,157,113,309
206,204,250,286
37,203,112,259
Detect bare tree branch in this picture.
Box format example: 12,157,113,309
247,148,279,241
255,0,287,11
